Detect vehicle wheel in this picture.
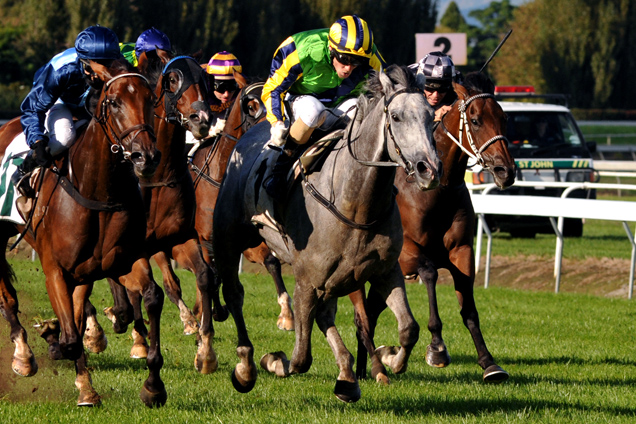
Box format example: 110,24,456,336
563,218,583,237
509,229,536,238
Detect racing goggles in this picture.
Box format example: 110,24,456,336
332,50,368,67
214,80,238,93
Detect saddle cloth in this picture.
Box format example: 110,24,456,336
249,129,344,231
0,133,30,225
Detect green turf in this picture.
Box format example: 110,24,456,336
0,262,635,423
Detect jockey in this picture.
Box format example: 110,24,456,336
13,25,122,198
205,51,243,136
261,14,385,202
409,51,460,122
120,27,172,67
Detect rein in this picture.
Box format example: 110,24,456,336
440,92,508,169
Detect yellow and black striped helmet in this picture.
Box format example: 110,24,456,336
328,15,373,59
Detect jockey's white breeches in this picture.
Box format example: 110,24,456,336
45,101,76,156
289,95,358,131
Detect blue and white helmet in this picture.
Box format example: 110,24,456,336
75,25,122,60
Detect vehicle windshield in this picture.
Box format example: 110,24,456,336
506,112,585,156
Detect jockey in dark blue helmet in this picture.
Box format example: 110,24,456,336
13,25,122,198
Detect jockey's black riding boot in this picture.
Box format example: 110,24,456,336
264,140,298,203
11,151,38,198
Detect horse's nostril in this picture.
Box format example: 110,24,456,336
189,114,200,123
130,152,143,163
416,161,428,174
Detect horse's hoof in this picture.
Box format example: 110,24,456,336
77,390,102,407
212,305,229,322
426,344,451,368
130,343,148,359
334,380,361,403
231,368,256,393
195,350,218,374
483,364,509,383
376,345,405,373
139,383,167,408
374,372,390,386
276,316,294,331
183,321,199,336
12,355,38,377
48,342,63,360
84,334,108,354
259,351,289,377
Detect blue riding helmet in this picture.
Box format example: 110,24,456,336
135,27,172,58
75,25,122,60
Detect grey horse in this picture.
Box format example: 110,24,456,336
212,65,442,402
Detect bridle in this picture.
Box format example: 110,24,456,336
440,92,508,169
346,87,424,181
156,56,208,127
94,72,156,160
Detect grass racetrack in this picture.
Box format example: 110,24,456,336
0,256,635,423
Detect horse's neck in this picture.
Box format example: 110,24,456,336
153,116,188,179
328,116,396,222
69,122,133,200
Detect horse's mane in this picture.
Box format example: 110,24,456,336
461,72,495,95
357,65,416,121
140,50,174,88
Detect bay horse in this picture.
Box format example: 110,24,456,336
100,50,220,374
189,78,295,331
0,59,166,406
353,71,516,383
212,65,441,402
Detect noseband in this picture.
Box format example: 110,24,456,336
440,92,508,169
347,87,423,180
159,56,207,127
96,73,156,161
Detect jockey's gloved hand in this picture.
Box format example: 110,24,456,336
32,138,53,167
267,121,288,149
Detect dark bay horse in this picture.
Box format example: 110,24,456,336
189,78,295,331
212,65,441,402
0,59,166,406
100,50,220,374
354,72,516,383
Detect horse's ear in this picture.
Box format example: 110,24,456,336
90,61,113,83
453,81,468,100
156,48,172,66
137,51,148,73
378,71,394,97
234,71,247,89
191,49,204,62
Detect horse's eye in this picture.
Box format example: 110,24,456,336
471,118,479,126
391,113,400,122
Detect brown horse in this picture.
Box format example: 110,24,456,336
189,78,294,331
0,59,166,406
98,50,221,374
353,72,516,383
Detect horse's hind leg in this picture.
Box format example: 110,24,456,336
153,250,199,335
349,289,389,384
245,245,294,331
419,257,452,368
104,277,135,334
72,284,101,406
83,295,108,354
369,265,420,375
0,252,38,376
449,246,508,382
172,239,218,374
315,297,360,403
119,258,167,407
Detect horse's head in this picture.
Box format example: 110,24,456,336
141,50,212,139
372,65,442,190
449,72,516,188
91,58,160,178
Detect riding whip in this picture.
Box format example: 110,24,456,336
479,29,513,73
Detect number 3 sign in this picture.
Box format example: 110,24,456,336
415,33,467,65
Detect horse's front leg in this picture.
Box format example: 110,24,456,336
153,250,199,335
0,255,38,376
369,264,420,375
103,277,135,334
72,284,101,406
316,297,361,403
449,245,509,382
82,295,108,354
119,258,167,407
172,239,218,374
418,256,452,367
